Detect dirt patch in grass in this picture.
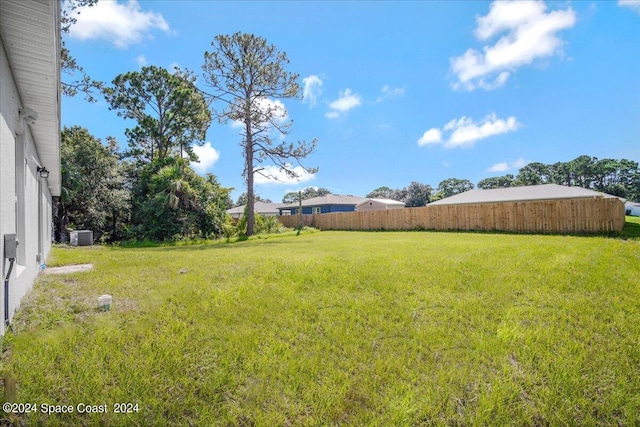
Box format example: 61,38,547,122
43,264,94,275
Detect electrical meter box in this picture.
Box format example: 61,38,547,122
4,234,18,259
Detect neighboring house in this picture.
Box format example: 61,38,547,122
0,0,61,335
626,202,640,216
357,198,405,212
429,184,623,206
278,194,367,215
226,202,284,219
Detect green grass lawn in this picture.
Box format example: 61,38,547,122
1,226,639,426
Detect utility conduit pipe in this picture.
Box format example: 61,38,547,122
4,259,14,327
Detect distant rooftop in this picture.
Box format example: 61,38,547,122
358,198,405,206
281,194,367,208
226,201,284,216
429,184,623,206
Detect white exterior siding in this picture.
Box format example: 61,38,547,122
626,203,640,216
357,199,405,212
0,5,57,335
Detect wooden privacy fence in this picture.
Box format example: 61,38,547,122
277,198,626,234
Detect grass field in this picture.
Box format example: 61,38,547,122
1,223,639,426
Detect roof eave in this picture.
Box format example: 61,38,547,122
0,0,62,196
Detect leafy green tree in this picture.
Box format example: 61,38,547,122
477,174,515,190
366,186,395,199
61,0,104,102
516,162,553,186
437,178,474,198
404,181,433,207
104,66,211,164
365,183,430,206
235,193,272,206
56,126,129,242
512,155,639,201
430,192,445,202
130,158,230,241
567,155,595,188
392,187,408,203
592,158,620,190
282,187,331,204
282,192,300,204
202,32,317,235
616,159,640,201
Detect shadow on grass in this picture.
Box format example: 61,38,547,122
621,217,640,239
324,219,640,241
85,219,640,253
113,229,320,252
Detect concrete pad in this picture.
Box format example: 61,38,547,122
44,264,94,275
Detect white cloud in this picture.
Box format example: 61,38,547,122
488,162,510,173
325,89,362,118
444,113,521,148
284,185,320,195
375,85,405,103
302,75,323,107
417,113,521,149
190,142,220,174
417,128,442,146
67,0,172,49
450,0,576,91
381,85,405,98
136,55,147,67
254,165,316,185
487,157,529,173
619,0,640,14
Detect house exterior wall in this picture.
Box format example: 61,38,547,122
291,205,356,215
625,203,640,216
357,200,405,212
287,205,357,215
0,37,53,335
327,205,356,213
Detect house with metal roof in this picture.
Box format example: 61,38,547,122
356,198,405,212
226,202,284,219
429,184,622,206
1,0,61,334
278,194,367,215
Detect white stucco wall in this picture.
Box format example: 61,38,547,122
0,38,53,334
357,200,405,212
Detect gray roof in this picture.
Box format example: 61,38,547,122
1,0,61,195
429,184,622,206
280,194,367,209
226,202,284,216
357,198,405,207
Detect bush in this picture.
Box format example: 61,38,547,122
233,212,284,238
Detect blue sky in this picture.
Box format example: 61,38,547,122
62,0,640,203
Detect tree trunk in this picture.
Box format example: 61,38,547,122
245,126,255,236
